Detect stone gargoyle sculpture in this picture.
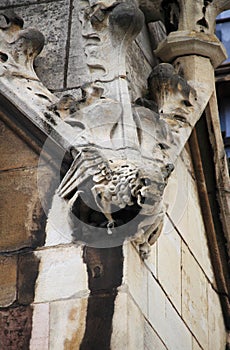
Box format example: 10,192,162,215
54,1,201,258
0,2,212,258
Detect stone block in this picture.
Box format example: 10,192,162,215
18,252,40,305
164,298,192,350
0,306,32,350
207,283,226,350
123,242,148,317
0,119,38,172
158,227,181,312
15,0,70,90
111,290,144,350
144,241,157,277
0,255,17,307
182,242,208,349
30,303,49,350
45,193,73,247
144,320,167,350
147,271,166,338
34,245,88,302
0,169,43,252
192,338,203,350
49,298,87,349
163,150,191,235
148,271,192,350
165,150,215,283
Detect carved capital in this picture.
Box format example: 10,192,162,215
155,31,227,68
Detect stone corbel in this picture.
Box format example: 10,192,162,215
0,3,225,259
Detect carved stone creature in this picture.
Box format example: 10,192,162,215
52,1,204,258
0,4,212,258
57,62,196,258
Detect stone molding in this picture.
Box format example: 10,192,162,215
155,31,227,68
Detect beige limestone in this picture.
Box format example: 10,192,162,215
30,303,49,350
111,290,144,350
50,298,88,350
148,270,192,350
123,242,148,317
182,242,208,349
158,228,181,312
208,284,226,350
144,321,167,350
192,338,203,350
177,173,215,283
144,241,157,277
34,245,89,303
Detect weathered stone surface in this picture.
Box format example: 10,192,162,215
155,31,227,68
0,118,38,172
18,252,40,305
148,271,192,350
45,193,73,247
164,146,215,283
0,0,63,7
30,303,49,350
0,256,17,307
111,291,144,350
0,306,32,350
144,241,157,277
126,40,152,103
158,228,181,312
192,338,202,350
34,245,88,302
182,242,208,349
207,283,226,350
0,2,218,260
176,167,215,283
144,320,167,350
14,0,70,90
49,298,87,350
163,149,191,232
0,169,43,252
67,0,90,88
123,242,148,317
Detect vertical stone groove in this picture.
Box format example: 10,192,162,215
80,246,123,350
63,0,74,88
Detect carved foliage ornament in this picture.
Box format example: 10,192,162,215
0,3,216,258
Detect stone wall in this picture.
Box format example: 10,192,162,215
0,114,56,349
0,0,227,349
116,146,226,349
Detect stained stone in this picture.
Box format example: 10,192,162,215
0,256,17,307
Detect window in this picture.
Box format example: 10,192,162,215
216,10,230,64
215,11,230,171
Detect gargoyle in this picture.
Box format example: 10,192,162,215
0,3,214,258
54,1,200,258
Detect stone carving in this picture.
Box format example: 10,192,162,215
138,0,230,34
0,4,218,258
55,2,200,258
0,10,44,80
